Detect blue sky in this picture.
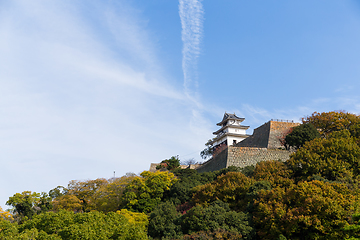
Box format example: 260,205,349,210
1,0,360,208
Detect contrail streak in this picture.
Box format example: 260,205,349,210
179,0,204,98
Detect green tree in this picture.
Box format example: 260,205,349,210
49,186,68,200
344,213,360,240
6,191,51,221
156,156,181,171
284,123,320,149
241,165,255,178
15,210,148,239
122,171,177,213
148,201,182,239
246,180,272,203
166,167,240,206
287,131,360,181
180,200,253,238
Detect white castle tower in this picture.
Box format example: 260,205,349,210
210,112,250,148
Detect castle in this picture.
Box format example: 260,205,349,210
149,112,299,173
195,113,299,173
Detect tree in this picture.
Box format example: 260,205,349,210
6,191,50,221
52,195,83,212
148,201,182,239
122,171,177,213
284,123,320,149
93,175,136,212
0,206,12,221
287,131,360,181
181,229,243,240
116,209,148,228
241,165,255,178
200,140,214,160
252,160,294,187
344,213,360,240
156,156,181,171
253,180,358,240
49,186,68,200
180,200,253,238
303,111,360,137
13,210,148,239
37,192,53,213
192,172,254,211
65,178,108,212
181,158,197,165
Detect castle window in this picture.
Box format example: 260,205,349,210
233,140,237,145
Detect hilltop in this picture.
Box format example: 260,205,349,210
2,111,360,239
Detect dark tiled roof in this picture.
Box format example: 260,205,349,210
217,112,245,126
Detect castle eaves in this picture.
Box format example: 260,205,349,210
213,124,250,135
216,113,245,126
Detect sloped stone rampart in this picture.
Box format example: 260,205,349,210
267,121,300,149
236,121,300,149
226,146,293,168
236,122,270,148
197,148,228,173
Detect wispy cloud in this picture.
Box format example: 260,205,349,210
0,0,213,209
179,0,204,99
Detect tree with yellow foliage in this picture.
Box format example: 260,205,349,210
0,207,12,221
66,178,108,212
253,180,359,240
93,174,137,212
122,171,177,213
192,172,254,211
303,111,360,138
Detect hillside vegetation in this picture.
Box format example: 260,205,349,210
2,111,360,239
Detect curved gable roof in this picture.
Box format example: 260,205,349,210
216,112,245,126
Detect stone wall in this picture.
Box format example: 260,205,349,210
226,146,293,168
197,148,228,173
267,121,300,149
236,122,270,148
236,120,300,149
196,145,294,172
149,163,159,172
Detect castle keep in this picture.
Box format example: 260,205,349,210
196,113,299,173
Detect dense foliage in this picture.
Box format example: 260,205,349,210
0,210,148,239
284,123,320,149
2,110,360,239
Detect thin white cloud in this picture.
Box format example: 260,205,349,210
179,0,204,99
0,0,213,209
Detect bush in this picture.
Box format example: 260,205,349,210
148,201,181,239
180,201,253,238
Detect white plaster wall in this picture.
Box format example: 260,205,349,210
213,119,248,147
227,128,246,135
